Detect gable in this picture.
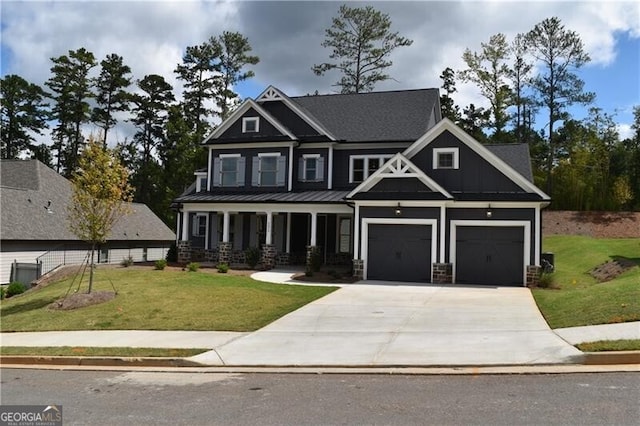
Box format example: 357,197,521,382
403,119,549,200
260,100,326,140
347,153,452,200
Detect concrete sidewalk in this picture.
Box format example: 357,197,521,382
1,269,638,367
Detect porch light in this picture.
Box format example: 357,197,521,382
486,204,492,218
395,203,402,216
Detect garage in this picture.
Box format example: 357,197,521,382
455,226,524,286
367,224,432,282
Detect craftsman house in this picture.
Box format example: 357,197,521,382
172,86,550,286
1,159,175,284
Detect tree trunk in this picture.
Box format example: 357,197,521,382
88,243,95,294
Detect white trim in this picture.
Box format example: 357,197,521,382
535,205,541,265
301,154,321,183
180,202,352,215
195,175,208,193
258,152,281,158
449,220,531,286
328,144,333,189
298,142,336,149
433,147,459,170
347,153,453,199
242,116,260,133
348,154,393,183
361,218,438,281
440,205,446,263
334,142,411,150
354,204,360,258
288,145,293,191
208,141,297,150
219,153,241,158
207,148,213,191
256,85,337,140
336,215,352,254
403,118,550,200
204,99,296,142
286,212,291,253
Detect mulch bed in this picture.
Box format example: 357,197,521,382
49,291,117,310
292,271,359,284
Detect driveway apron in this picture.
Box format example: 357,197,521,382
192,283,583,366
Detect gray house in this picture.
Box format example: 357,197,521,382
0,159,175,283
173,85,550,286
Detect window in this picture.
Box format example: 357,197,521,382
433,148,459,170
196,175,208,192
299,154,324,182
221,156,238,186
338,217,351,253
252,153,285,187
242,117,259,133
349,155,392,183
192,214,207,237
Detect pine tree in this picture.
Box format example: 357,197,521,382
92,54,132,147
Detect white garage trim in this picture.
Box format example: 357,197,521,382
450,220,531,286
362,218,438,281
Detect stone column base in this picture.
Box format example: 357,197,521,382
177,240,192,264
306,246,321,272
352,259,364,280
526,265,542,287
218,242,233,264
261,244,277,270
432,263,453,284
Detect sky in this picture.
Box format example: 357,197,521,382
1,0,639,145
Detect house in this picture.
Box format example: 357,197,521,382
172,85,550,286
0,159,175,284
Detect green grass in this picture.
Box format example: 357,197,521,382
533,236,640,328
576,339,640,352
0,267,337,332
0,346,207,357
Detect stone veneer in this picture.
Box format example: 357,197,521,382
261,244,277,270
352,259,364,280
306,246,320,271
526,265,541,287
432,263,453,284
218,242,232,264
177,240,191,264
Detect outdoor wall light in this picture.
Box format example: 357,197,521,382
395,203,402,216
486,204,492,218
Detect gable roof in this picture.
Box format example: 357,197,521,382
203,98,296,143
347,153,452,200
485,143,534,182
403,119,550,200
292,88,441,142
0,160,175,241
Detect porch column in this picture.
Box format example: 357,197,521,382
265,211,273,245
310,212,317,246
286,212,291,253
181,210,189,241
222,211,230,243
219,211,232,264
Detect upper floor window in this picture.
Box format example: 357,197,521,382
242,117,260,133
213,154,245,187
299,154,324,182
252,153,286,187
433,148,459,170
349,155,392,183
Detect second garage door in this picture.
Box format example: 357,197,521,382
367,224,432,282
455,226,524,286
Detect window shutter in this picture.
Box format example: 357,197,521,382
276,156,286,187
298,157,305,181
236,157,245,186
251,156,259,186
212,158,221,187
317,157,324,181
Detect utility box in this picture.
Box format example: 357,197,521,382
541,252,555,273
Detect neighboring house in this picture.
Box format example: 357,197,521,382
0,159,175,284
172,85,550,286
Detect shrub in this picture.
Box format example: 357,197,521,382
245,246,260,269
537,272,558,289
166,242,177,262
309,249,322,273
121,256,134,267
186,262,200,272
6,282,26,297
0,286,5,300
217,262,229,273
155,259,167,270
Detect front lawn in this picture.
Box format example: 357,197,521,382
0,266,337,332
533,236,640,328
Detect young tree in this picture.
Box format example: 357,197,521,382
92,53,132,147
0,74,50,159
525,17,595,193
46,48,97,175
216,31,260,120
459,33,512,142
68,136,133,293
312,4,413,93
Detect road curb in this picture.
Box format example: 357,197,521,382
0,355,203,368
582,351,640,365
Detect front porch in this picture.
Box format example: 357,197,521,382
176,203,354,271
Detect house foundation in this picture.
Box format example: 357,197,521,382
526,265,542,287
261,244,277,270
432,263,453,284
352,259,364,280
177,240,192,264
218,242,233,264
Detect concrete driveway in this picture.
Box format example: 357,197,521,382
192,283,583,366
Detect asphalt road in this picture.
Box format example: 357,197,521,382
1,369,638,425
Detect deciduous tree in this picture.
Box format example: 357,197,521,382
312,4,413,93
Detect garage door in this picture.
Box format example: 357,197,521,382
455,226,524,286
367,224,432,282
